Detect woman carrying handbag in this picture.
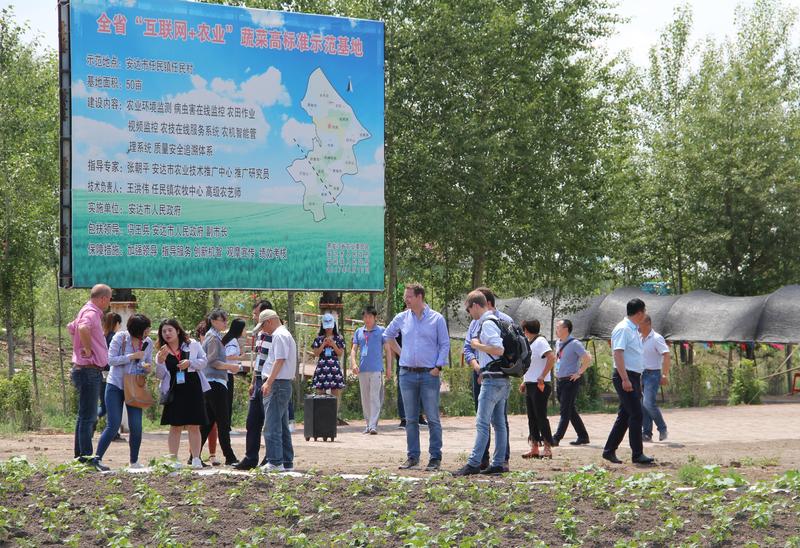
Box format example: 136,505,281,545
94,314,154,470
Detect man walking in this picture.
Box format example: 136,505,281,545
68,284,112,470
639,314,670,442
552,319,592,446
454,291,510,476
350,306,391,434
234,300,274,470
463,286,512,469
603,298,654,465
260,309,297,472
383,283,450,471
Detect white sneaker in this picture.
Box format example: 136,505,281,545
191,457,203,470
128,462,144,469
261,462,285,472
288,420,295,433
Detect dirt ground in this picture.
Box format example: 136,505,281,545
3,403,798,479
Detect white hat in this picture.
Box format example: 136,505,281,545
251,309,279,335
321,312,335,329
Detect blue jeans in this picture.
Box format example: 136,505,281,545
399,368,442,460
72,367,103,459
641,369,667,437
472,370,511,463
96,383,143,463
264,380,294,467
467,377,510,468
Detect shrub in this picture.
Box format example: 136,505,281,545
0,372,42,430
729,358,764,405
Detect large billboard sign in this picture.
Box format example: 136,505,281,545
59,0,384,290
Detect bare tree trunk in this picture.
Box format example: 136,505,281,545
29,273,39,402
212,290,220,308
4,291,13,378
471,250,486,289
286,291,298,409
55,270,67,413
787,345,794,394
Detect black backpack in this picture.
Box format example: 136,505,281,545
480,318,531,377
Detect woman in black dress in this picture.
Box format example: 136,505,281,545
155,319,209,469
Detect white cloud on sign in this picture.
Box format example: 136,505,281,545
281,117,317,150
247,8,285,28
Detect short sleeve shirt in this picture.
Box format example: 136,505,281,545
642,330,669,370
225,338,241,365
524,336,553,383
265,325,297,380
611,318,644,373
477,313,503,369
353,325,385,373
555,337,587,379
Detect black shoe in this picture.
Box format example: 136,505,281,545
90,458,110,472
225,459,239,467
234,460,256,471
112,433,126,443
452,464,481,476
398,420,407,429
659,430,668,442
337,417,349,426
551,438,560,447
642,434,653,442
480,465,506,475
502,462,510,473
632,454,655,465
569,438,590,446
602,451,623,464
425,459,441,471
259,457,268,467
479,460,490,471
398,458,419,470
418,416,428,426
283,463,294,471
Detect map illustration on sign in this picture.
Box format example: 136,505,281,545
288,68,371,222
65,0,385,290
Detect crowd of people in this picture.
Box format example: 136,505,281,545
67,283,671,473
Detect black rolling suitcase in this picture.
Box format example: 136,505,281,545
304,394,337,442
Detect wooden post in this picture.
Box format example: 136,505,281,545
727,347,733,389
28,273,39,403
787,344,794,394
286,291,297,408
55,270,67,414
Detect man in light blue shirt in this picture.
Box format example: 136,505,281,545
383,282,450,471
350,306,390,435
454,291,510,476
462,286,512,469
603,298,654,465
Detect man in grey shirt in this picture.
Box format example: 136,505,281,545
553,319,592,446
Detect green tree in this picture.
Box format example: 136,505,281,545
0,9,59,377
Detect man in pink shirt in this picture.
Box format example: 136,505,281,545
68,284,112,469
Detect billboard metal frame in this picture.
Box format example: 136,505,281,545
58,0,73,288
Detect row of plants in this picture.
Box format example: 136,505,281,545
1,456,798,546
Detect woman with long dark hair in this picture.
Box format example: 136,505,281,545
95,314,153,469
155,318,209,469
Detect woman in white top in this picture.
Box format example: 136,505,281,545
519,319,556,459
95,314,153,469
154,318,209,469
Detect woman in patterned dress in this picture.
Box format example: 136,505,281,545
311,313,346,396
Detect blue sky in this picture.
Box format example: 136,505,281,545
65,0,384,210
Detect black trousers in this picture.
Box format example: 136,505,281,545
525,382,554,445
603,371,644,458
554,377,589,442
242,375,265,464
473,370,511,463
201,382,237,462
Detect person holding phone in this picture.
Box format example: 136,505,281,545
155,319,209,469
311,313,346,401
519,319,555,459
95,314,153,469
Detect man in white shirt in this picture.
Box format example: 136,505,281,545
639,315,670,442
259,309,298,472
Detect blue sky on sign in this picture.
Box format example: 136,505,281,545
60,0,385,208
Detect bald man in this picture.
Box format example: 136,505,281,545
68,284,112,470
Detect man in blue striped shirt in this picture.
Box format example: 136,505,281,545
383,283,450,471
